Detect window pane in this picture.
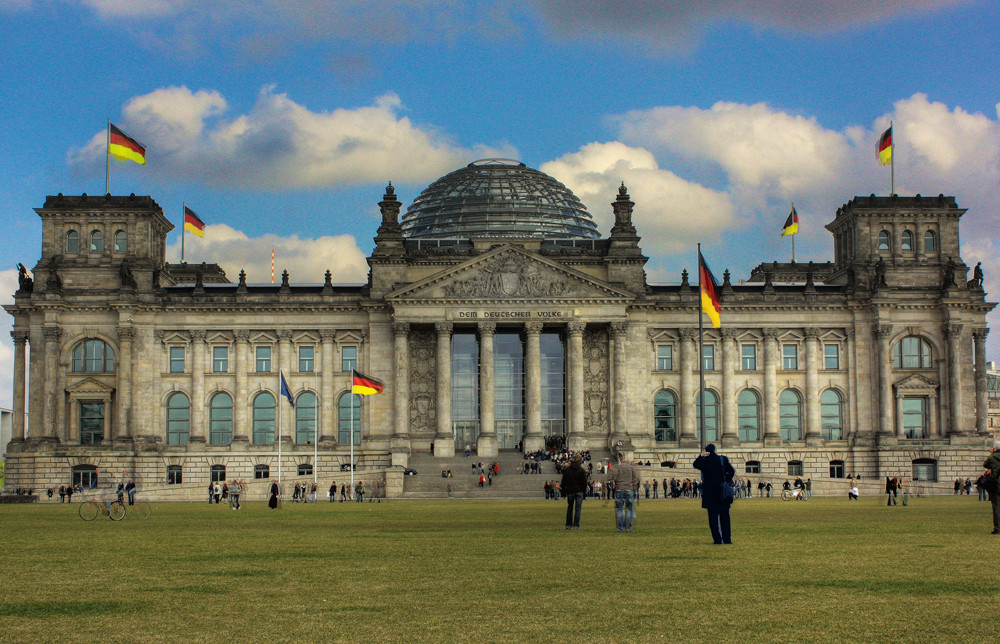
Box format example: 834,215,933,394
654,391,676,441
114,230,127,253
80,402,105,445
299,346,314,372
820,389,843,440
737,390,760,441
657,345,673,370
169,347,185,373
902,397,928,438
741,344,756,370
213,346,228,372
901,230,913,251
166,393,190,445
824,344,840,370
702,345,715,370
338,393,361,444
342,346,357,372
91,230,104,253
782,344,798,370
295,392,317,444
695,391,718,442
924,231,936,252
210,393,233,445
253,393,276,444
256,346,271,372
779,390,802,440
66,230,79,254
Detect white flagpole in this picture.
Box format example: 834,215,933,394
105,120,111,195
181,203,186,264
698,243,706,454
313,402,318,492
350,393,355,494
278,372,283,494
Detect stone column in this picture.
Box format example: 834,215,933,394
116,326,135,441
391,323,412,464
11,330,28,442
804,329,822,445
522,322,544,453
567,321,587,452
720,329,737,447
277,329,293,444
945,323,966,437
610,321,629,446
974,327,990,436
189,330,206,445
762,329,780,445
434,322,455,457
234,330,250,443
678,329,697,446
477,322,497,457
874,323,894,443
845,328,861,445
42,326,61,441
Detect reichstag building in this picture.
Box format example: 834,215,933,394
4,159,995,495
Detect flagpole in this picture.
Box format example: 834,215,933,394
350,394,355,493
791,203,795,263
105,120,111,195
313,401,318,491
181,203,186,264
890,120,895,196
278,371,283,494
697,243,706,454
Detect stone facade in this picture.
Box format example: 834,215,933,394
4,185,996,498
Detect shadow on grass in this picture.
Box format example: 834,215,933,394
0,600,127,617
804,578,982,595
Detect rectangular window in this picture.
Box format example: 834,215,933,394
902,397,928,439
702,345,715,371
80,401,104,445
299,346,314,372
657,344,673,371
341,346,357,372
256,346,271,373
169,347,185,373
824,344,840,370
782,344,798,370
167,466,182,485
741,344,757,370
212,346,228,373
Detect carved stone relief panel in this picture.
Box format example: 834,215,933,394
408,328,436,434
583,327,609,434
440,252,572,298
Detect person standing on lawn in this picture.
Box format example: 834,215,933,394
693,444,736,545
560,453,588,530
982,440,1000,535
609,451,640,532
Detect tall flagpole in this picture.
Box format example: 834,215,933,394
697,243,706,454
790,203,795,263
105,120,111,195
277,372,283,494
313,401,318,491
890,120,895,196
350,394,355,493
181,203,186,264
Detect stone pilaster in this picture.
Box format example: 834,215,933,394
974,327,990,436
720,328,737,447
762,329,780,445
277,329,293,444
189,330,206,445
610,321,629,446
434,322,455,457
522,322,544,453
567,321,587,452
804,328,822,445
391,322,412,463
476,322,497,457
234,330,250,444
116,325,135,441
319,330,336,444
678,328,697,446
874,323,895,444
11,330,28,442
42,326,61,442
944,323,966,438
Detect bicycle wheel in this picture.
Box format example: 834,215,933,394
79,500,99,521
108,501,126,521
134,501,151,519
780,490,792,501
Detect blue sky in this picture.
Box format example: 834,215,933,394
2,0,1000,408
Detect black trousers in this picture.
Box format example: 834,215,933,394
565,492,584,527
707,506,732,544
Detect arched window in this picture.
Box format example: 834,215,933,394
72,464,98,489
695,390,719,443
298,463,313,476
892,336,933,369
737,390,761,441
165,392,190,445
923,230,937,252
166,465,182,485
901,230,913,252
209,392,233,445
653,390,676,442
779,389,802,440
254,464,270,479
210,464,226,482
877,230,890,252
338,392,361,445
820,389,844,440
90,230,104,253
295,392,318,444
252,392,276,445
912,458,938,482
72,339,115,372
65,229,79,254
114,230,127,253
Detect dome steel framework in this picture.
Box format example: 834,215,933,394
400,159,600,240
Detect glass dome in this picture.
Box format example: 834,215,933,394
400,159,600,240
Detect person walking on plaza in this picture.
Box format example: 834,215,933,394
982,439,1000,534
610,451,640,532
694,444,736,545
268,481,279,509
886,476,898,506
560,453,588,530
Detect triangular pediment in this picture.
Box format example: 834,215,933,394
387,245,634,303
66,377,114,394
894,373,939,390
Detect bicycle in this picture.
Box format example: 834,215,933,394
780,488,807,501
79,496,126,521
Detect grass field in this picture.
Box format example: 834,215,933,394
0,495,996,643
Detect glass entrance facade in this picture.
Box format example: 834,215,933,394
540,332,565,437
451,332,480,449
494,332,524,449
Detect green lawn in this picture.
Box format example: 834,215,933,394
0,496,996,643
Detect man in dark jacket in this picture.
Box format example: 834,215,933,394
560,454,589,529
693,444,736,545
982,440,1000,534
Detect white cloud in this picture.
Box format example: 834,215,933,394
165,224,369,285
69,86,515,189
82,0,190,18
541,141,737,255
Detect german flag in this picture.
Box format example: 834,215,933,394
877,125,892,165
108,123,146,165
699,250,722,328
184,206,206,238
781,205,799,237
352,370,384,396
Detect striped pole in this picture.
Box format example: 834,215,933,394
271,249,275,283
